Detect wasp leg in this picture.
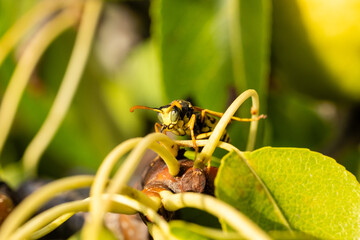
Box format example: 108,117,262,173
188,114,198,152
196,131,230,143
194,106,266,122
199,109,215,123
196,132,213,139
155,122,169,136
155,122,162,133
195,132,214,169
200,110,206,122
197,108,218,122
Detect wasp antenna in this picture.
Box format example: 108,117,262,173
166,100,183,113
230,114,267,122
130,105,162,113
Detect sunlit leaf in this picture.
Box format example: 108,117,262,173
152,0,231,110
215,150,289,231
215,148,360,239
169,220,219,240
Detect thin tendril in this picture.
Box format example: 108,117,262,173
0,175,93,240
194,89,261,168
0,8,79,162
86,133,179,240
22,0,103,177
160,191,271,240
0,0,77,66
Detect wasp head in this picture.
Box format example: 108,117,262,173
157,105,180,130
130,100,191,132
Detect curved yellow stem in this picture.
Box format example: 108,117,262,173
9,194,169,240
83,194,172,240
0,0,78,66
194,89,260,168
22,0,103,177
88,138,141,237
86,133,179,240
177,139,292,231
10,204,85,240
160,191,271,240
0,8,79,161
0,175,93,240
107,133,179,195
30,213,74,240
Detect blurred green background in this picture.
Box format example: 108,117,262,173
0,0,359,186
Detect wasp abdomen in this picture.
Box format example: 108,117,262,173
220,132,230,143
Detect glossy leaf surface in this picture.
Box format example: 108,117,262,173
215,148,360,239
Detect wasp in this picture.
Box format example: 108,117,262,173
130,100,266,150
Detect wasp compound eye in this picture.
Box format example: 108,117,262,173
157,112,164,123
170,108,179,122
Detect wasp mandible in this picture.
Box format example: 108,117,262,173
130,100,266,150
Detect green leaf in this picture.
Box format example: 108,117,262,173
104,41,164,139
152,1,271,141
267,91,333,149
169,220,241,240
230,0,271,97
169,221,212,240
175,207,221,230
268,230,318,240
227,0,271,149
215,148,360,239
152,0,231,110
151,0,271,150
215,150,289,232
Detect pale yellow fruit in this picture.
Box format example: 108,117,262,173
272,0,360,102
